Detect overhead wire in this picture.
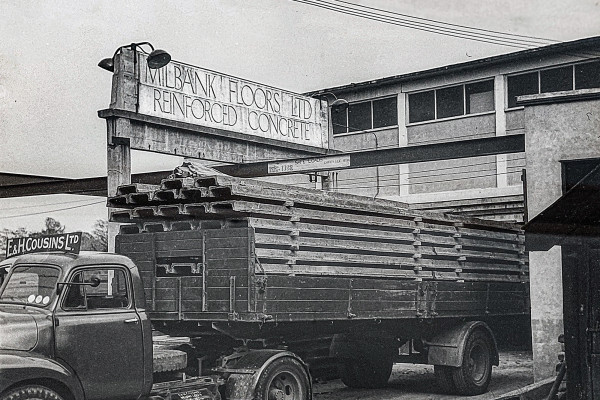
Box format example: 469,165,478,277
292,0,552,49
331,159,526,185
332,0,558,44
0,200,106,220
332,170,525,191
0,197,106,211
291,0,600,60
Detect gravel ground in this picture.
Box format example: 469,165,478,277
313,350,533,400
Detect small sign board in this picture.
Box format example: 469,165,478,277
5,232,82,259
268,155,351,174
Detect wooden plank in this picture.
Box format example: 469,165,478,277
205,258,249,270
154,238,203,251
260,263,524,282
351,300,417,312
250,217,413,238
352,290,417,302
205,237,249,249
260,263,430,279
255,233,419,256
206,247,250,259
256,248,455,269
155,249,203,258
267,287,349,301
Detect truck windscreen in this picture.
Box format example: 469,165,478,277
0,265,60,307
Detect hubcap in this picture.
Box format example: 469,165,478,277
467,342,488,383
268,371,302,400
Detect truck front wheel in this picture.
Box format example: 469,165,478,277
451,330,493,395
1,385,64,400
253,356,310,400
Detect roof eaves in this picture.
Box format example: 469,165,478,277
305,36,600,96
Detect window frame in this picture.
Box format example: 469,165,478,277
332,95,398,135
60,265,133,312
506,60,600,110
407,78,495,125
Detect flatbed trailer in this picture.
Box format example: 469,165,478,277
110,174,529,395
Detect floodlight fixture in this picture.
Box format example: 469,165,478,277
98,41,171,72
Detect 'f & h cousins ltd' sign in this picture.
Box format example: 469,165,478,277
137,53,329,149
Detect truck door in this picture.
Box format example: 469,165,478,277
54,266,145,400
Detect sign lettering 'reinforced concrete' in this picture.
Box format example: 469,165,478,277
138,53,329,149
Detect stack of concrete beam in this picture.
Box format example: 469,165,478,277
109,175,527,284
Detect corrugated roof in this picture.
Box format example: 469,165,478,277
306,36,600,96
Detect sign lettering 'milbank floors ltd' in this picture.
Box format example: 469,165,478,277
138,53,329,149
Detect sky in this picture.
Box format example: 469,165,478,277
0,0,599,234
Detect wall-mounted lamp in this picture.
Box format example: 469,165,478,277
313,92,349,112
98,41,171,72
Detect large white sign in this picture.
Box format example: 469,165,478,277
137,53,329,149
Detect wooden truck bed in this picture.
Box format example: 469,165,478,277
111,175,529,332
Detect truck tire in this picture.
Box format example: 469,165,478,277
339,357,393,389
1,385,64,400
253,356,310,400
434,365,456,394
451,330,493,395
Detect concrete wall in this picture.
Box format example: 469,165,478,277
522,89,600,380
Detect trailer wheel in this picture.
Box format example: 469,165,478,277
253,356,310,400
434,365,456,394
1,385,64,400
451,330,493,395
339,357,393,389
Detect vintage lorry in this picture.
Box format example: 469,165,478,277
0,175,529,400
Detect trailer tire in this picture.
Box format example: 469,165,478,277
1,385,64,400
339,357,393,389
451,330,493,395
434,365,456,394
253,356,310,400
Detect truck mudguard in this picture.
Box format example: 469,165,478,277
223,349,311,400
425,321,499,367
0,351,85,400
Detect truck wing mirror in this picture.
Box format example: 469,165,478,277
57,276,101,293
88,276,101,287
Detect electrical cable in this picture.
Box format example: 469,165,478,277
332,163,526,185
291,0,600,59
0,200,106,220
0,197,105,211
332,0,558,44
293,0,545,49
332,168,525,190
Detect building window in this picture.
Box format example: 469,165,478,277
436,85,464,119
331,105,348,135
409,79,494,123
333,96,397,134
541,66,573,93
575,60,600,89
373,97,398,128
466,80,495,114
408,91,435,123
507,72,538,108
348,102,371,132
507,60,600,107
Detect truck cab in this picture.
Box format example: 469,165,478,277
0,252,153,400
0,236,308,400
